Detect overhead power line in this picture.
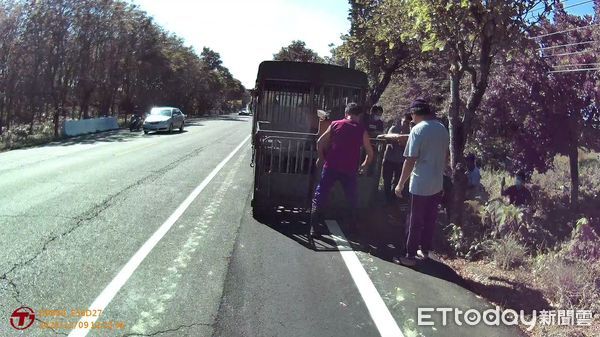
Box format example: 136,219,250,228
543,47,599,57
531,0,576,11
538,40,596,50
554,62,600,67
563,0,594,10
529,23,600,39
549,67,600,73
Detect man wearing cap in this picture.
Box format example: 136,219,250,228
395,98,450,266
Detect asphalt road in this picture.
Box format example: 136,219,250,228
0,115,524,337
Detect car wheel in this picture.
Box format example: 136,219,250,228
179,121,184,132
143,130,148,134
168,123,173,133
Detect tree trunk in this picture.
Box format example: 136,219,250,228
0,101,4,136
368,64,397,106
568,132,579,210
28,105,36,135
448,72,467,226
366,52,405,106
53,106,60,139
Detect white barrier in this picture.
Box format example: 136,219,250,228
63,117,119,137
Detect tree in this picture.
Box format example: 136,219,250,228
397,0,551,225
534,3,600,208
476,49,559,176
466,2,599,210
339,0,415,106
201,47,223,71
0,0,245,143
273,40,324,63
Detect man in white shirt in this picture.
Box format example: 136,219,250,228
395,98,450,266
466,153,482,199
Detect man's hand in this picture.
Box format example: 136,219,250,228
394,183,404,198
358,163,368,175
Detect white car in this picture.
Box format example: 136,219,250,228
143,107,186,134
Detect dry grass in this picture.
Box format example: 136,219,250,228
442,151,600,336
488,234,528,270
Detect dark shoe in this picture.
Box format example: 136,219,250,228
395,255,418,267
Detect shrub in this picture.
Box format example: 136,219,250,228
565,218,600,261
446,200,489,260
534,253,600,312
487,234,528,270
484,199,553,252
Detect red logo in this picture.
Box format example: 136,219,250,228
10,307,35,330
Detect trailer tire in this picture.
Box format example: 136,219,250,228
252,207,268,223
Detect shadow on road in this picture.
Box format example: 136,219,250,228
54,130,142,146
54,128,193,146
467,276,551,313
255,206,340,251
143,130,189,136
252,200,470,290
215,115,251,122
184,121,204,127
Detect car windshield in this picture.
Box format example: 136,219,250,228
150,108,172,116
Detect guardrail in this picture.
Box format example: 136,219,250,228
62,117,119,137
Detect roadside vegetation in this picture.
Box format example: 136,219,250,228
328,1,598,336
440,152,599,337
0,0,247,151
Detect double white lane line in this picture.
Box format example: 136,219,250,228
68,135,250,337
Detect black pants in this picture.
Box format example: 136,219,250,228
406,192,442,257
382,160,403,200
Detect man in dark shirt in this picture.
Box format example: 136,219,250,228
311,103,374,236
501,172,532,206
381,111,412,201
366,105,385,137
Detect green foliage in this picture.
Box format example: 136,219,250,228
339,0,417,104
446,197,554,260
565,218,600,261
0,0,245,141
446,200,489,259
534,253,600,311
487,234,528,270
272,40,323,63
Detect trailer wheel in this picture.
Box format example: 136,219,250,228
252,206,268,223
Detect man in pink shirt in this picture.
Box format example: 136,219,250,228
310,103,374,236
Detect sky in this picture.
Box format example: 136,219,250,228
130,0,596,89
130,0,351,89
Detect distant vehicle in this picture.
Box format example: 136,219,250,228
143,107,185,134
238,109,251,116
129,115,143,132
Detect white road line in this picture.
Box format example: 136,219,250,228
326,220,405,337
68,135,250,337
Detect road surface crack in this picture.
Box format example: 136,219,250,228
0,134,230,281
121,322,213,337
0,274,22,305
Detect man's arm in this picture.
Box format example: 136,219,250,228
395,157,417,196
360,130,374,170
316,126,331,166
377,133,410,145
395,129,420,197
